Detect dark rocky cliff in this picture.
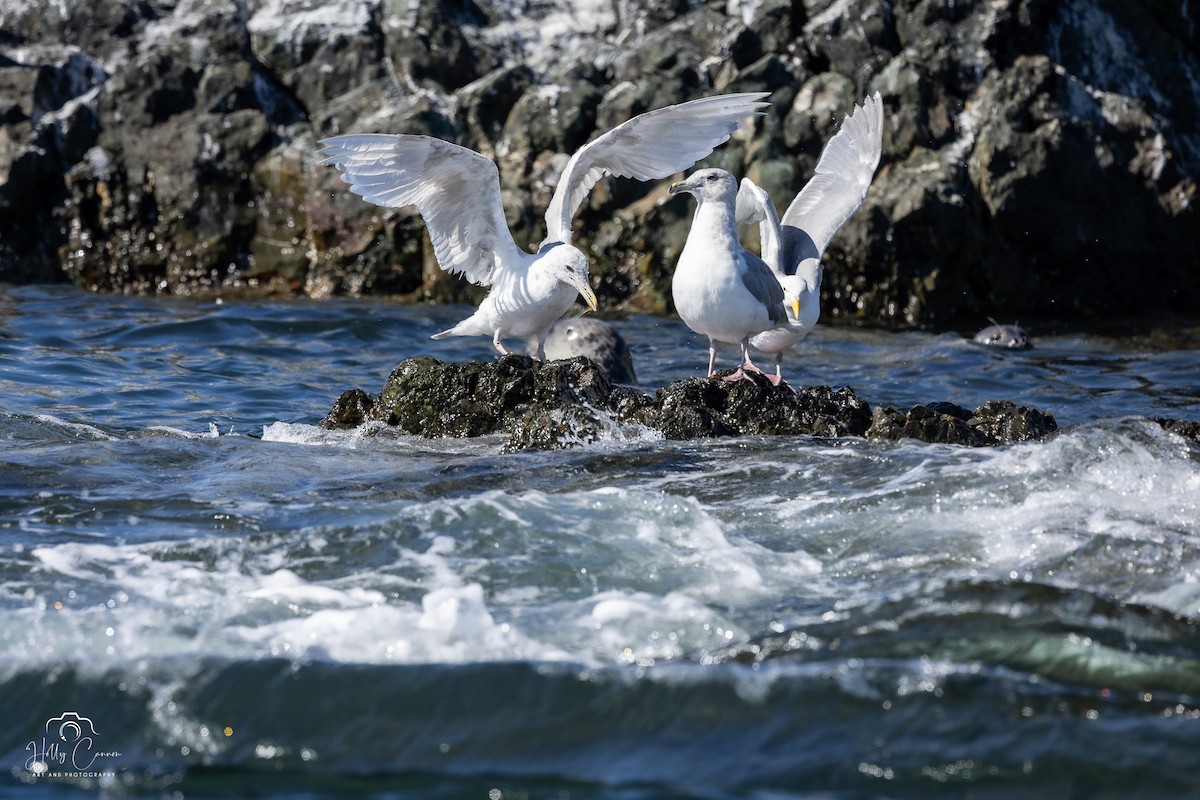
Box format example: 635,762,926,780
2,0,1197,328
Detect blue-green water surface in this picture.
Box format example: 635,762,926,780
1,284,1198,799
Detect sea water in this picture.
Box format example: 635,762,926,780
1,284,1198,799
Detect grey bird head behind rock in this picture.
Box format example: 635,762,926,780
531,318,638,384
973,319,1032,349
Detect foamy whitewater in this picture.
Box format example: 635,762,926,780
1,284,1198,799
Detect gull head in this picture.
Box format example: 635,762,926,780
779,275,808,319
544,244,598,312
668,168,738,204
779,272,820,326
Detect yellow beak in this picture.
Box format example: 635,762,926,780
580,286,598,313
789,298,801,317
668,181,685,196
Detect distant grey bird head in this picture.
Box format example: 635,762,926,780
973,319,1031,349
534,318,638,383
668,168,738,204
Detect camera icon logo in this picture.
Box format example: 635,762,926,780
45,712,99,743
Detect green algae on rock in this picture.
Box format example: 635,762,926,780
321,355,1067,452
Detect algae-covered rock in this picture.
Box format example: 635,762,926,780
322,388,374,428
655,375,871,440
866,399,1058,446
321,356,1066,451
867,403,989,447
969,400,1058,444
370,355,533,437
351,354,620,449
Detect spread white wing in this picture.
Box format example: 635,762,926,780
735,177,784,277
779,91,884,272
319,134,525,287
543,92,770,246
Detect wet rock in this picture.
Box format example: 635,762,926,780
370,355,532,438
970,400,1058,444
867,403,988,447
867,399,1057,446
322,357,1064,451
656,375,872,440
385,0,500,93
1152,418,1200,446
356,354,619,449
322,388,375,428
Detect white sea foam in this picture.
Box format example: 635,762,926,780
32,413,116,441
263,419,433,449
770,420,1200,617
7,421,1196,680
32,544,109,581
261,420,357,446
260,420,514,457
411,487,791,604
7,484,821,671
583,589,742,663
231,581,573,664
145,423,221,439
14,531,574,669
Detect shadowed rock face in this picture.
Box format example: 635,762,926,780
2,0,1198,329
866,400,1057,447
321,355,1069,451
654,378,871,440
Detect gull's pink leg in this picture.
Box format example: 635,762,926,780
722,339,763,382
766,353,784,387
492,330,510,356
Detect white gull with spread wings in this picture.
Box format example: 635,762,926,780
318,92,769,360
742,91,884,385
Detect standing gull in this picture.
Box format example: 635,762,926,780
319,92,768,361
669,169,787,380
742,92,885,386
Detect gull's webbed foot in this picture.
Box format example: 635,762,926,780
720,367,758,383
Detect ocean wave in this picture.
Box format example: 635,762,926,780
1,652,1197,798
2,486,819,675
